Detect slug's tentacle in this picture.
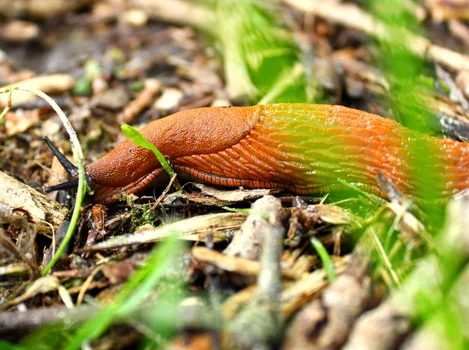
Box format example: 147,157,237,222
42,136,81,193
45,104,469,204
45,178,79,193
42,136,78,176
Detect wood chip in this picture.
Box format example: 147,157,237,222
0,0,92,18
154,88,184,111
0,74,75,107
427,0,469,22
5,109,41,136
0,20,39,42
0,171,68,230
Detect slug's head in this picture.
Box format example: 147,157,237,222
42,136,165,204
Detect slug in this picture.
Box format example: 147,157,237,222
44,104,469,204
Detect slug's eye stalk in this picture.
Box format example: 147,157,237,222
42,136,80,193
44,178,79,193
42,136,78,176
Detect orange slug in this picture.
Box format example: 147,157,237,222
44,103,469,204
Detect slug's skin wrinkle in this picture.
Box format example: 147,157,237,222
74,104,469,204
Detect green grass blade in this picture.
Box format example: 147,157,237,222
64,238,181,350
121,124,182,191
216,0,311,103
311,237,336,283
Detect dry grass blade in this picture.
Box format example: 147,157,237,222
281,255,350,317
222,255,351,324
1,276,61,310
83,212,246,251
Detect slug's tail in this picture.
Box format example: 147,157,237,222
42,136,80,193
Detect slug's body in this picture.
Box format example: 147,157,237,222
50,104,469,204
